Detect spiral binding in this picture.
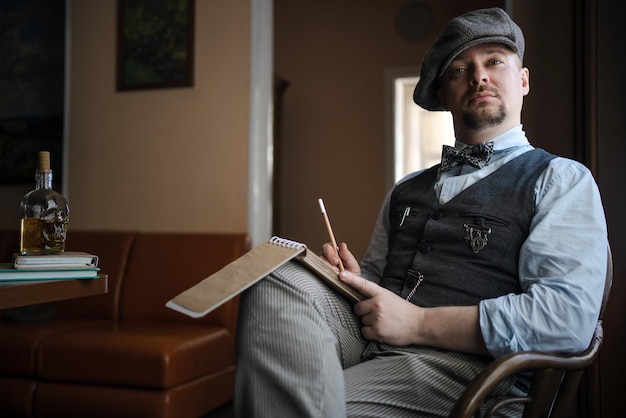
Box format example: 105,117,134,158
270,236,307,250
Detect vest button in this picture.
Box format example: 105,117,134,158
432,209,444,220
418,241,430,253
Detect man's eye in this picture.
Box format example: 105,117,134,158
452,67,465,75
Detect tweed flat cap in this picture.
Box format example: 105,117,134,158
413,8,525,111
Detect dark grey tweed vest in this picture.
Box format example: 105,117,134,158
382,149,556,307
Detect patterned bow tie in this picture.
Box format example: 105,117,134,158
440,142,494,171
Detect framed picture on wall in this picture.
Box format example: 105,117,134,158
116,0,194,91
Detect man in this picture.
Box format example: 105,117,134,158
234,8,607,417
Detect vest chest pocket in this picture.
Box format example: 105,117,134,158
392,207,416,228
460,213,511,255
388,207,428,255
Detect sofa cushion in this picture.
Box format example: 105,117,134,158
37,322,235,389
35,369,234,418
50,231,137,320
0,377,37,418
0,230,19,263
0,319,110,376
119,233,249,332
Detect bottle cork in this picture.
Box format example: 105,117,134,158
38,151,51,172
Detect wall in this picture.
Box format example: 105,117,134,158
68,0,251,232
0,0,251,234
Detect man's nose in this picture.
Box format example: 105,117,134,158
470,66,489,85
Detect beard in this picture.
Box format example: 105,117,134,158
463,103,507,130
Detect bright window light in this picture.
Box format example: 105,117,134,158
393,76,455,183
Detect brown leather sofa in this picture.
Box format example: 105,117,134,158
0,230,250,418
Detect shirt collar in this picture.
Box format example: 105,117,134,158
453,125,529,151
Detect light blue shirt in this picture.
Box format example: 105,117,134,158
361,125,608,357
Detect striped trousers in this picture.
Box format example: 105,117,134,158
234,262,523,417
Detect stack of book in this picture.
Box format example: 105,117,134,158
0,252,100,281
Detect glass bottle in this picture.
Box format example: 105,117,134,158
19,151,70,255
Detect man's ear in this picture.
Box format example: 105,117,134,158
521,67,530,96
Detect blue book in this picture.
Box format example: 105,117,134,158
0,263,99,281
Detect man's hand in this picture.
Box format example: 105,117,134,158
322,242,361,276
322,243,421,346
339,270,422,346
339,270,490,355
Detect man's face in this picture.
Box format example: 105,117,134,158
437,43,530,138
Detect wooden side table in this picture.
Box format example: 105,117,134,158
0,274,107,310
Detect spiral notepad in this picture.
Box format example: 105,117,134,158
166,237,363,318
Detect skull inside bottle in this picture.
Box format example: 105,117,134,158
19,151,70,255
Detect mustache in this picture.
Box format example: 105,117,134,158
465,87,499,102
